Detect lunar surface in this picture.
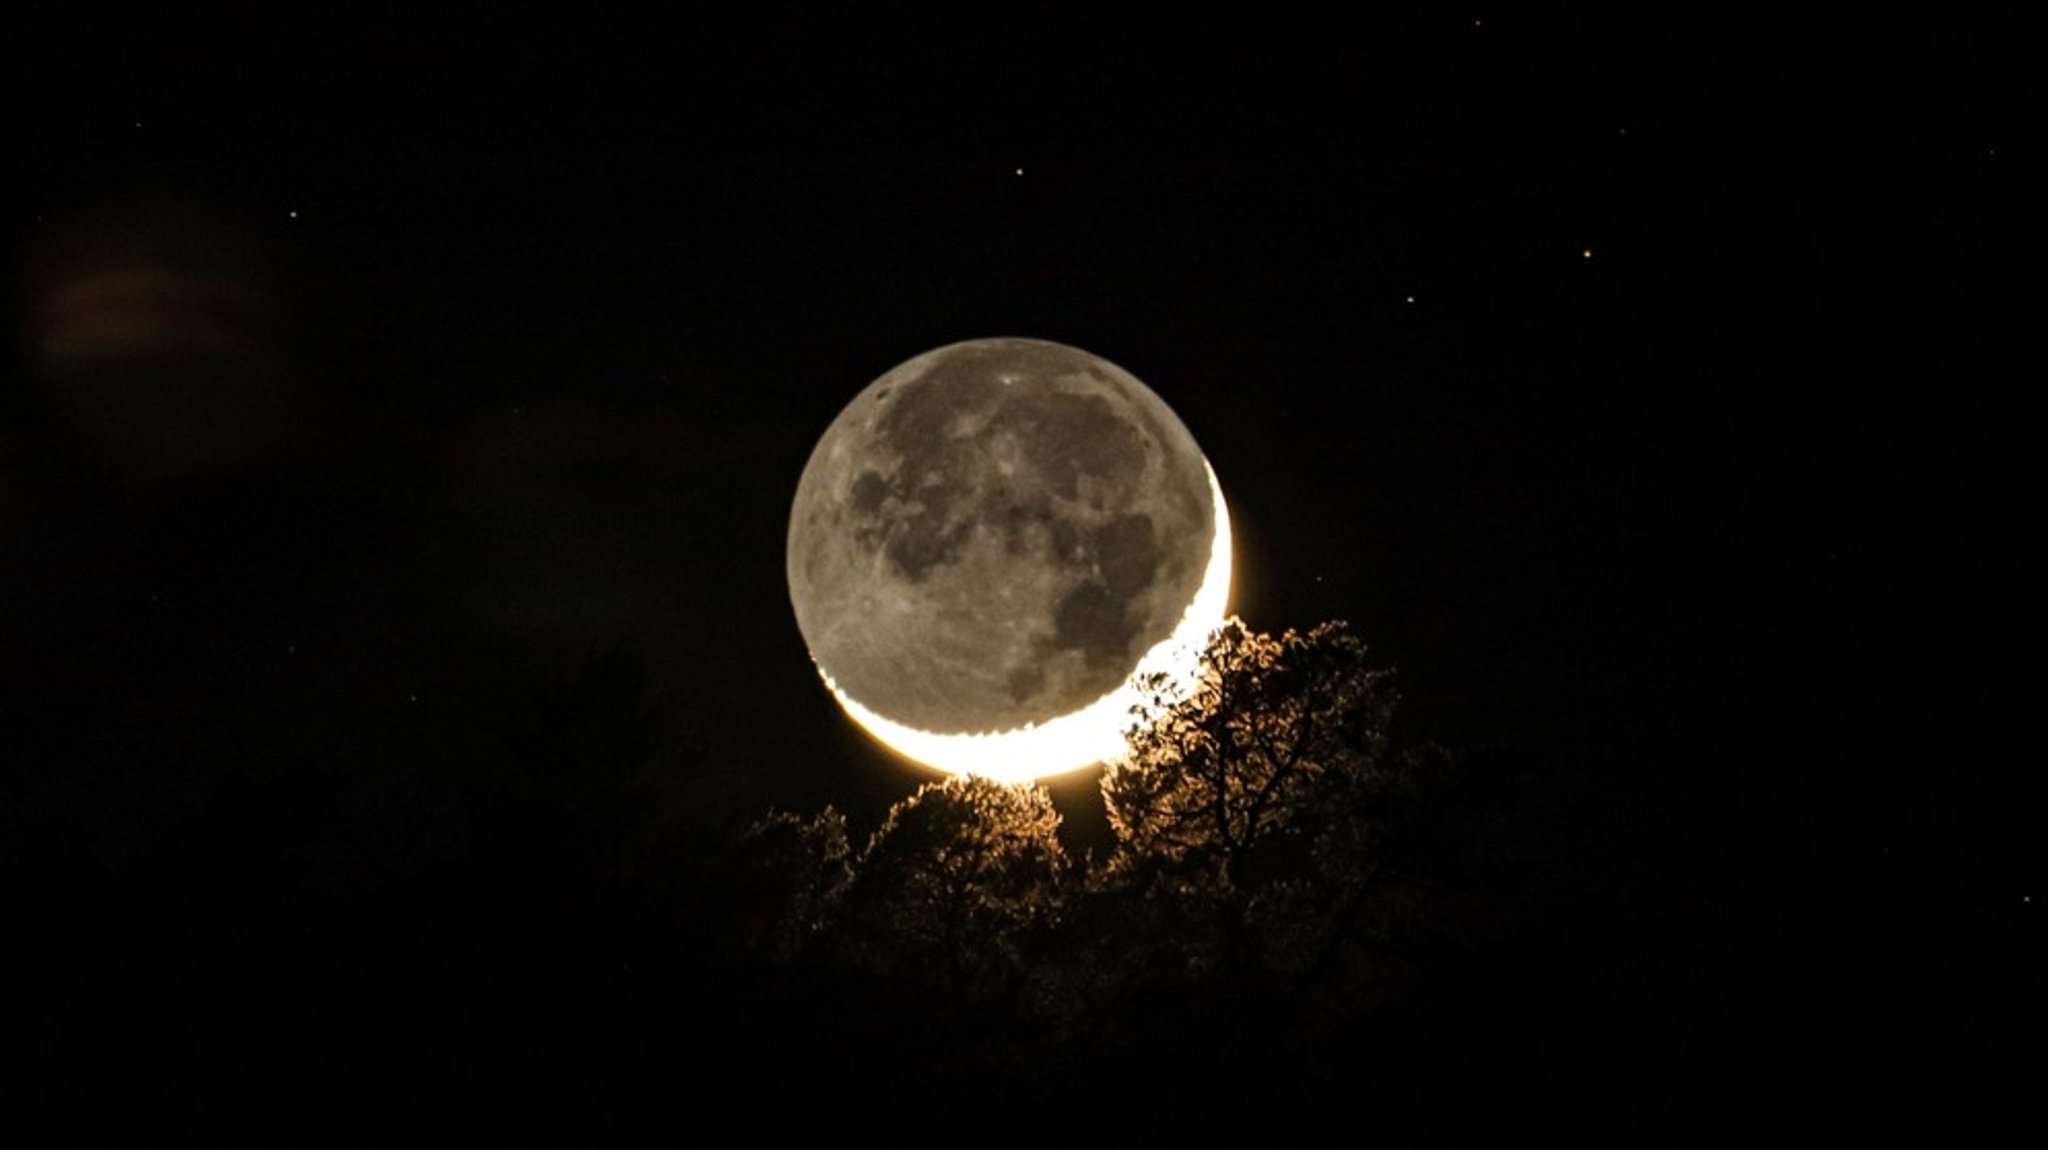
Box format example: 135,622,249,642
787,337,1230,781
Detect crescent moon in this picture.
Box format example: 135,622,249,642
819,462,1231,782
788,338,1232,783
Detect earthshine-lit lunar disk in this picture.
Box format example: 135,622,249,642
786,337,1231,782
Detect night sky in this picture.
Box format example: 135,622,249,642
4,8,2036,1138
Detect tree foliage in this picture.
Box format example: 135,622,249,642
836,773,1067,994
739,775,1068,1001
738,617,1456,1064
1103,618,1397,893
733,805,852,962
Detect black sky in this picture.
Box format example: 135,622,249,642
3,7,2037,1136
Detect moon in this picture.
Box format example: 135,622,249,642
787,337,1231,782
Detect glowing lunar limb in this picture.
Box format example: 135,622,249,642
821,463,1231,781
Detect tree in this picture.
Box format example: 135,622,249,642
835,774,1069,1000
725,617,1498,1114
1082,617,1406,1019
732,806,852,963
1103,617,1397,893
729,776,1073,1094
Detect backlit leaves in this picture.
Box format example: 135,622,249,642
1103,617,1396,893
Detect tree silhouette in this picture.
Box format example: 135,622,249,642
731,806,852,963
732,775,1072,1094
1077,617,1410,1024
728,617,1483,1105
1104,618,1396,890
735,775,1070,994
835,774,1069,1001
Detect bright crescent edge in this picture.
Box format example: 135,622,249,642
816,460,1233,783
